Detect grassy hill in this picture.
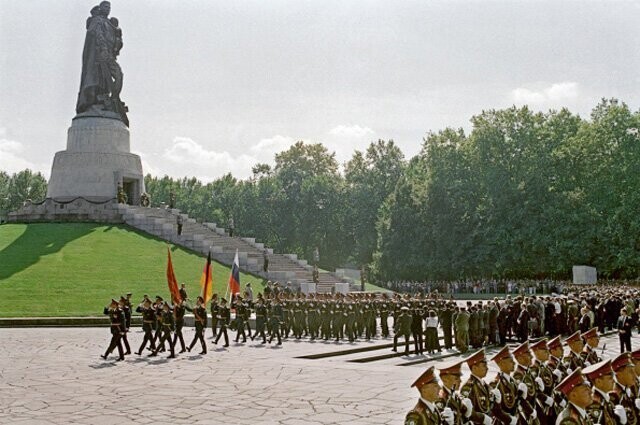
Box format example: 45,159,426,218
0,223,265,317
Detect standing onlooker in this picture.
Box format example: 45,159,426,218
618,308,633,353
424,310,440,354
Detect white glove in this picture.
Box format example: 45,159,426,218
635,398,640,410
566,368,573,375
559,398,567,408
614,404,627,425
535,376,544,392
626,388,631,398
461,397,473,418
518,382,528,399
441,407,455,425
491,388,502,404
544,395,553,407
483,414,491,425
584,361,591,367
530,409,537,420
553,369,563,380
509,415,518,425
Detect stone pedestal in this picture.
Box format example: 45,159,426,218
46,116,144,204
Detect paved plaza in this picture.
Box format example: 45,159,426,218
0,327,634,424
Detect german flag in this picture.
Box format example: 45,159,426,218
200,250,213,304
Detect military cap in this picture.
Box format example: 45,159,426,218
411,367,438,389
163,301,171,308
512,341,530,357
401,306,409,311
437,359,463,376
119,296,126,302
564,330,582,345
220,298,227,303
583,359,612,382
530,338,549,351
611,353,634,372
143,298,151,305
547,335,562,350
490,345,513,363
155,295,163,301
196,296,204,303
126,292,132,296
555,368,588,396
466,349,487,367
631,349,640,361
110,298,118,305
581,327,598,340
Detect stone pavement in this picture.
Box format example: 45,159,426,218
0,328,635,424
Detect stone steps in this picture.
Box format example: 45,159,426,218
114,204,351,292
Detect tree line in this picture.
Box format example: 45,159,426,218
3,99,640,281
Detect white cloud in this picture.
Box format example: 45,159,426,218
328,125,374,139
511,82,579,106
249,135,296,159
0,138,41,174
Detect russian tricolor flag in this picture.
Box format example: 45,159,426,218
228,249,241,300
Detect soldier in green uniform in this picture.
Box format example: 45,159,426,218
437,359,467,425
454,306,470,354
101,299,126,361
580,328,602,367
405,367,456,425
151,295,165,352
234,296,248,343
252,296,268,344
583,359,628,424
210,294,219,338
307,301,320,340
186,296,207,354
610,353,639,425
345,303,356,342
214,298,231,347
118,296,132,355
460,349,494,425
150,302,176,358
379,295,390,338
564,331,586,372
135,298,156,355
490,345,523,425
511,341,541,424
393,306,412,354
321,301,332,341
555,369,594,425
268,297,283,345
172,298,187,353
469,305,480,349
439,302,454,350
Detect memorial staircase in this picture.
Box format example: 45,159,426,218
114,204,348,293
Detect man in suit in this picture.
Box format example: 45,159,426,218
618,308,633,353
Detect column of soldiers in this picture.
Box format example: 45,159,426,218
101,287,639,361
405,329,640,425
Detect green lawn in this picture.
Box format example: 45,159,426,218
0,223,264,317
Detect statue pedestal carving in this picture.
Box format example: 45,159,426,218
46,116,145,204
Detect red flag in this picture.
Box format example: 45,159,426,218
166,247,182,304
200,250,213,303
228,249,241,299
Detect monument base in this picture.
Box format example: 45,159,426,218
46,116,144,204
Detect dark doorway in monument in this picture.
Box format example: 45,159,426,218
122,178,138,205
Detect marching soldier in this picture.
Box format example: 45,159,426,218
564,331,586,372
150,302,176,358
234,296,248,343
580,328,602,366
437,359,467,425
101,298,126,361
119,296,132,355
135,298,156,354
152,295,165,352
173,298,187,353
214,298,231,347
393,306,412,354
530,338,558,423
210,294,219,338
554,369,594,425
610,353,639,425
490,345,522,425
187,296,207,354
460,349,494,425
511,341,541,424
379,295,391,338
268,297,283,345
252,296,268,344
405,367,456,425
583,359,627,424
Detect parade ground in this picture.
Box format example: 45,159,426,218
0,327,632,425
